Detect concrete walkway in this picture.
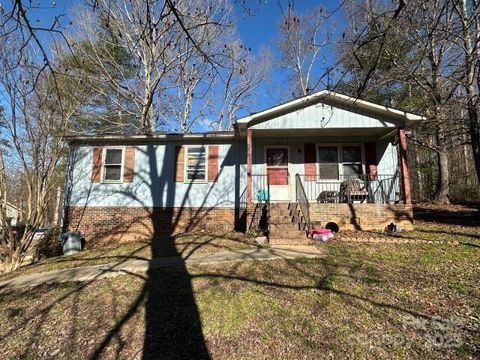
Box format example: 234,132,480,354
0,245,323,292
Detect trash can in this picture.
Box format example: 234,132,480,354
60,232,83,255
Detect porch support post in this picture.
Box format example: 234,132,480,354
246,128,253,204
397,127,411,204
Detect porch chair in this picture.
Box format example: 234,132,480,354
339,177,369,203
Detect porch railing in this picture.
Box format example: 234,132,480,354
295,174,312,232
250,174,270,234
296,174,402,204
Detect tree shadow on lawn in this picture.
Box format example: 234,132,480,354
65,141,248,359
1,240,477,358
413,204,480,227
4,147,479,358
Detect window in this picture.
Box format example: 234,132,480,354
317,145,363,180
318,146,339,180
186,145,207,182
342,146,363,177
103,148,123,182
266,147,288,167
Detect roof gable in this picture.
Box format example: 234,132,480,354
236,90,424,132
250,100,401,131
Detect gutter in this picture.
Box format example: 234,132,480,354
66,131,241,145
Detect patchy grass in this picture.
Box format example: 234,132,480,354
0,233,258,282
1,217,479,359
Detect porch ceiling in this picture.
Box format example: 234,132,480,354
250,127,395,139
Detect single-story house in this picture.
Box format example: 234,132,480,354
64,90,422,244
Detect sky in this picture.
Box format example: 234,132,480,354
235,0,346,109
0,0,347,125
237,0,344,53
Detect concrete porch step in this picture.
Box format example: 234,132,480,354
269,203,297,210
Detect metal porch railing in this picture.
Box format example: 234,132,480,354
295,174,402,204
295,173,312,232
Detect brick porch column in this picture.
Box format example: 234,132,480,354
397,127,411,204
246,128,253,204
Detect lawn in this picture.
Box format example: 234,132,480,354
0,232,258,282
0,208,479,359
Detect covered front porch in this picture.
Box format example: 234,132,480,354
235,91,418,236
245,128,411,207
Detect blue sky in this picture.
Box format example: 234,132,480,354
237,0,344,53
0,0,346,125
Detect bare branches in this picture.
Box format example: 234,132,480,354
277,4,333,98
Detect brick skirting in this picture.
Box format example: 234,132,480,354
66,206,240,243
309,203,414,230
245,202,413,234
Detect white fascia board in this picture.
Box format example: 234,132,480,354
236,90,425,126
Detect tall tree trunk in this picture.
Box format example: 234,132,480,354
435,120,450,203
468,107,480,183
456,0,480,185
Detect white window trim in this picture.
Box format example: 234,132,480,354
184,145,208,184
316,143,366,181
102,146,125,184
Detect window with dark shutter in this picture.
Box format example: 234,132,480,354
103,148,123,182
317,145,364,179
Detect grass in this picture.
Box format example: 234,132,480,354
0,233,258,282
0,211,479,359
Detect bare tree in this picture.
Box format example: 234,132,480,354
0,40,82,272
339,0,462,203
452,0,480,184
70,0,234,134
213,43,271,130
277,4,332,98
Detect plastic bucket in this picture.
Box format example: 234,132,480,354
62,232,83,255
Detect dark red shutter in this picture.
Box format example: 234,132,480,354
208,145,219,182
174,146,185,182
364,143,378,180
123,146,136,182
91,147,103,183
304,143,316,181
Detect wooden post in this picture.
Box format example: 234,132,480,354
398,127,411,204
246,128,253,204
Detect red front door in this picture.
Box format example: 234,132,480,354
265,147,290,200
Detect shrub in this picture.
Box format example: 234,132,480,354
33,226,62,261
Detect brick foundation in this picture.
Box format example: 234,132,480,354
309,203,414,230
66,206,239,243
245,202,413,235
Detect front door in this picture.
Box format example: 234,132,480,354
265,146,290,201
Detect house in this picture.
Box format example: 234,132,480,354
5,202,21,226
64,90,422,244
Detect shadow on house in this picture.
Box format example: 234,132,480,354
141,143,209,359
84,142,212,359
78,140,246,359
